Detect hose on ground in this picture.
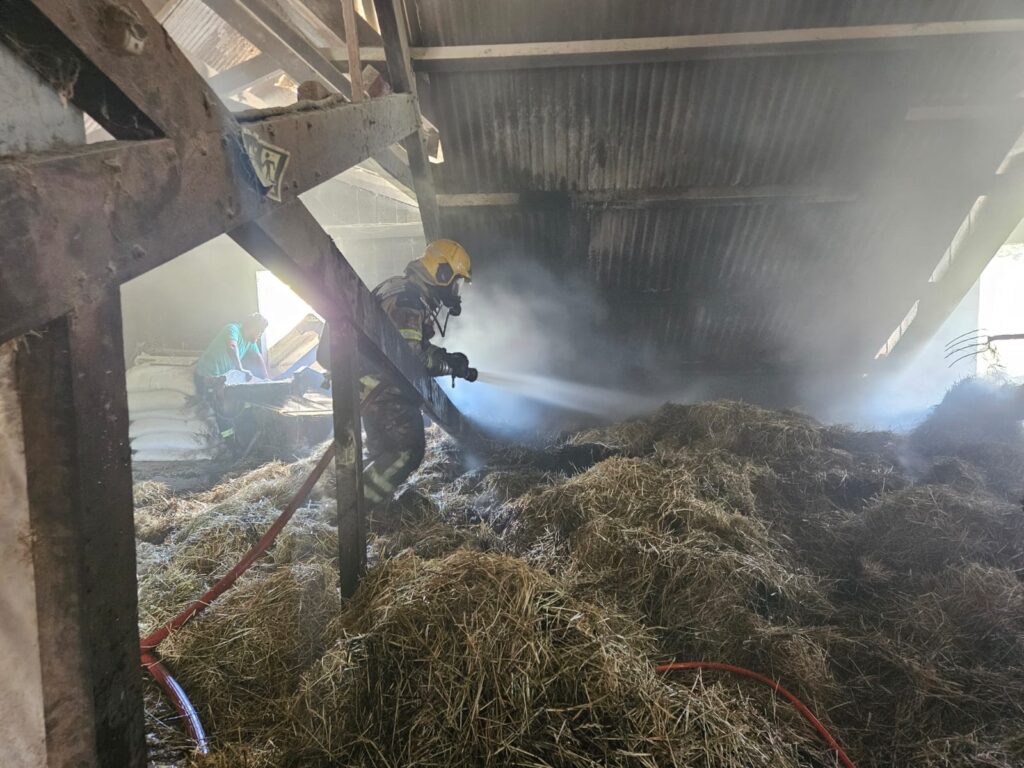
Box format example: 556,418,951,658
657,660,857,768
140,444,337,755
141,651,209,752
140,444,337,651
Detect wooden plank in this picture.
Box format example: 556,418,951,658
326,221,424,240
15,291,145,768
436,186,857,208
342,164,418,206
410,19,1024,72
326,320,366,597
373,0,441,240
230,201,471,440
0,93,418,344
341,0,364,101
209,53,282,96
323,46,387,65
367,148,416,194
202,0,352,95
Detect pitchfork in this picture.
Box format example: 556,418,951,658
944,329,1024,368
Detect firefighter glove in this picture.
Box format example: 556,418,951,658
444,351,472,379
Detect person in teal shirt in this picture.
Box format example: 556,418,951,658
194,314,270,386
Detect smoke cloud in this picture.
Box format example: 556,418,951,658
437,256,690,437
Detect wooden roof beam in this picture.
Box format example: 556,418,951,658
437,186,858,209
0,91,418,342
373,0,441,240
410,19,1024,72
208,53,282,96
200,0,418,198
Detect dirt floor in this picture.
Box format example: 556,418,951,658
135,384,1024,768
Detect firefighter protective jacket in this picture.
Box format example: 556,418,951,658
358,275,448,400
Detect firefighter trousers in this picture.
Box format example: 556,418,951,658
361,392,426,506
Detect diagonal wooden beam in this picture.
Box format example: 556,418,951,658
209,53,282,96
230,201,471,439
0,93,418,344
410,19,1024,72
341,0,364,100
203,0,352,94
10,0,237,137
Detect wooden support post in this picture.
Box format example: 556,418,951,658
13,291,145,768
341,0,364,101
373,0,441,241
327,319,366,597
1,40,143,768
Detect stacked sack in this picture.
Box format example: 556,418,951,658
127,354,219,462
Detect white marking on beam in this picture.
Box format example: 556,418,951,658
410,20,1024,71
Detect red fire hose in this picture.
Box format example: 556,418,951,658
140,444,337,754
657,661,857,768
141,651,209,752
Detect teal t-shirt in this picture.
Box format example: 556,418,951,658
195,323,259,377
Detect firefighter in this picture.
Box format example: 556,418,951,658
318,239,478,507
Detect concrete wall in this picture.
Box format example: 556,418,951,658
120,236,261,362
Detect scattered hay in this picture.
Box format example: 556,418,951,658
911,377,1024,451
290,551,813,768
137,391,1024,768
574,401,823,462
858,486,1024,573
159,563,341,742
889,564,1024,670
137,559,206,633
135,479,172,507
505,450,835,714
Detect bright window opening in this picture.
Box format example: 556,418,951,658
977,243,1024,376
256,270,320,348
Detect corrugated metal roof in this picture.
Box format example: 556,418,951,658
416,0,1024,371
155,0,1024,373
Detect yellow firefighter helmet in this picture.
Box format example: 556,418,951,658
416,239,472,286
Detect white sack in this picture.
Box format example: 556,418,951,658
127,389,190,414
129,418,214,440
125,364,196,395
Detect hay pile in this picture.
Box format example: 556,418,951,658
137,392,1024,768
